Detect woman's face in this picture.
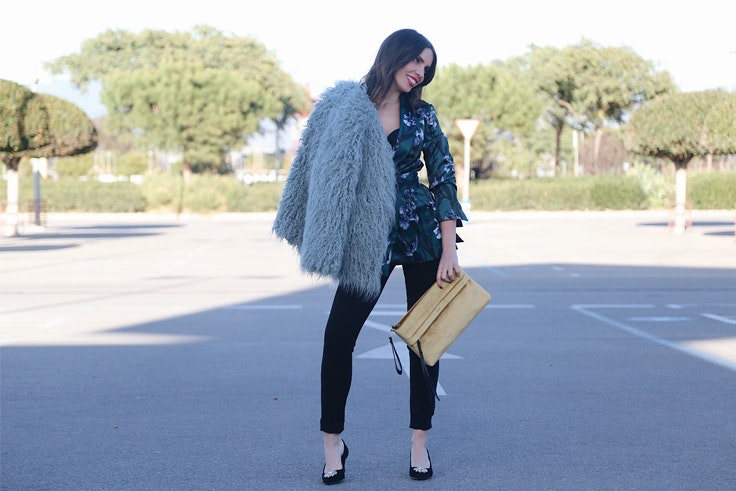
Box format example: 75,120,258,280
393,47,434,93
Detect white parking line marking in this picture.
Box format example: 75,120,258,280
364,320,392,333
457,251,508,277
702,313,736,325
572,304,736,372
361,320,448,396
668,303,736,309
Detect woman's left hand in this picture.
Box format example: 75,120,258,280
437,219,460,287
436,249,460,288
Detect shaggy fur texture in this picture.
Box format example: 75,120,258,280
272,81,396,298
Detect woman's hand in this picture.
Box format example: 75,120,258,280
437,220,460,288
437,249,460,288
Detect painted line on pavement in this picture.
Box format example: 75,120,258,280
702,313,736,325
572,304,736,372
361,319,448,396
667,303,736,309
458,251,508,277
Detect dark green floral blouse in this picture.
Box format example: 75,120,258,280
382,96,468,274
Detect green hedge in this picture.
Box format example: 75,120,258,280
1,171,734,213
689,172,736,209
1,178,146,212
139,173,283,213
471,175,649,211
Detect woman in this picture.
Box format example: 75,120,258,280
273,28,467,484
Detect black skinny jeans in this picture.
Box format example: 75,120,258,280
320,259,440,434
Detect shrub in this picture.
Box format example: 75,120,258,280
471,177,594,210
626,163,674,208
138,172,181,211
43,178,146,212
116,152,149,176
230,182,284,212
55,153,94,177
137,173,283,213
2,171,734,213
590,175,648,210
689,172,736,209
181,174,236,213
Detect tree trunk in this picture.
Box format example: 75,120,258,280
572,130,580,176
593,128,603,172
182,162,193,182
673,165,688,235
3,157,21,236
553,124,562,177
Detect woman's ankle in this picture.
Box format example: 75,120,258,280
323,432,341,447
323,433,343,471
411,429,428,446
410,430,430,467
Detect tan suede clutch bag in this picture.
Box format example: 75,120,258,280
390,268,491,373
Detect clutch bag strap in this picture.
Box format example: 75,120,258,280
388,335,440,401
416,340,440,401
388,335,403,375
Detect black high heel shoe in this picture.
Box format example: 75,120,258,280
409,448,433,480
322,440,349,485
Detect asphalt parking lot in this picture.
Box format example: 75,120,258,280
1,210,735,490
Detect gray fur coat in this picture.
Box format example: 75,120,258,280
272,81,396,298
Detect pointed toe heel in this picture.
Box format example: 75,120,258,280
322,440,349,485
409,449,433,480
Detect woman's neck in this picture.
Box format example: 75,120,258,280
376,86,401,109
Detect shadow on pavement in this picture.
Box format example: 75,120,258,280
0,222,183,252
2,264,736,490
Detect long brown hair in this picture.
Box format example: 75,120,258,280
363,29,437,109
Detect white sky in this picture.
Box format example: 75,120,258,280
2,0,734,116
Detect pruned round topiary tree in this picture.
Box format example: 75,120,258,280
627,90,736,233
1,79,97,235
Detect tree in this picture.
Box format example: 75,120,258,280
29,93,97,159
572,42,674,169
515,45,573,175
46,26,310,172
1,79,97,235
0,80,50,170
627,90,736,233
520,40,674,174
425,63,543,177
102,63,277,176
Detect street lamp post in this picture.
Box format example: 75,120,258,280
455,118,480,211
